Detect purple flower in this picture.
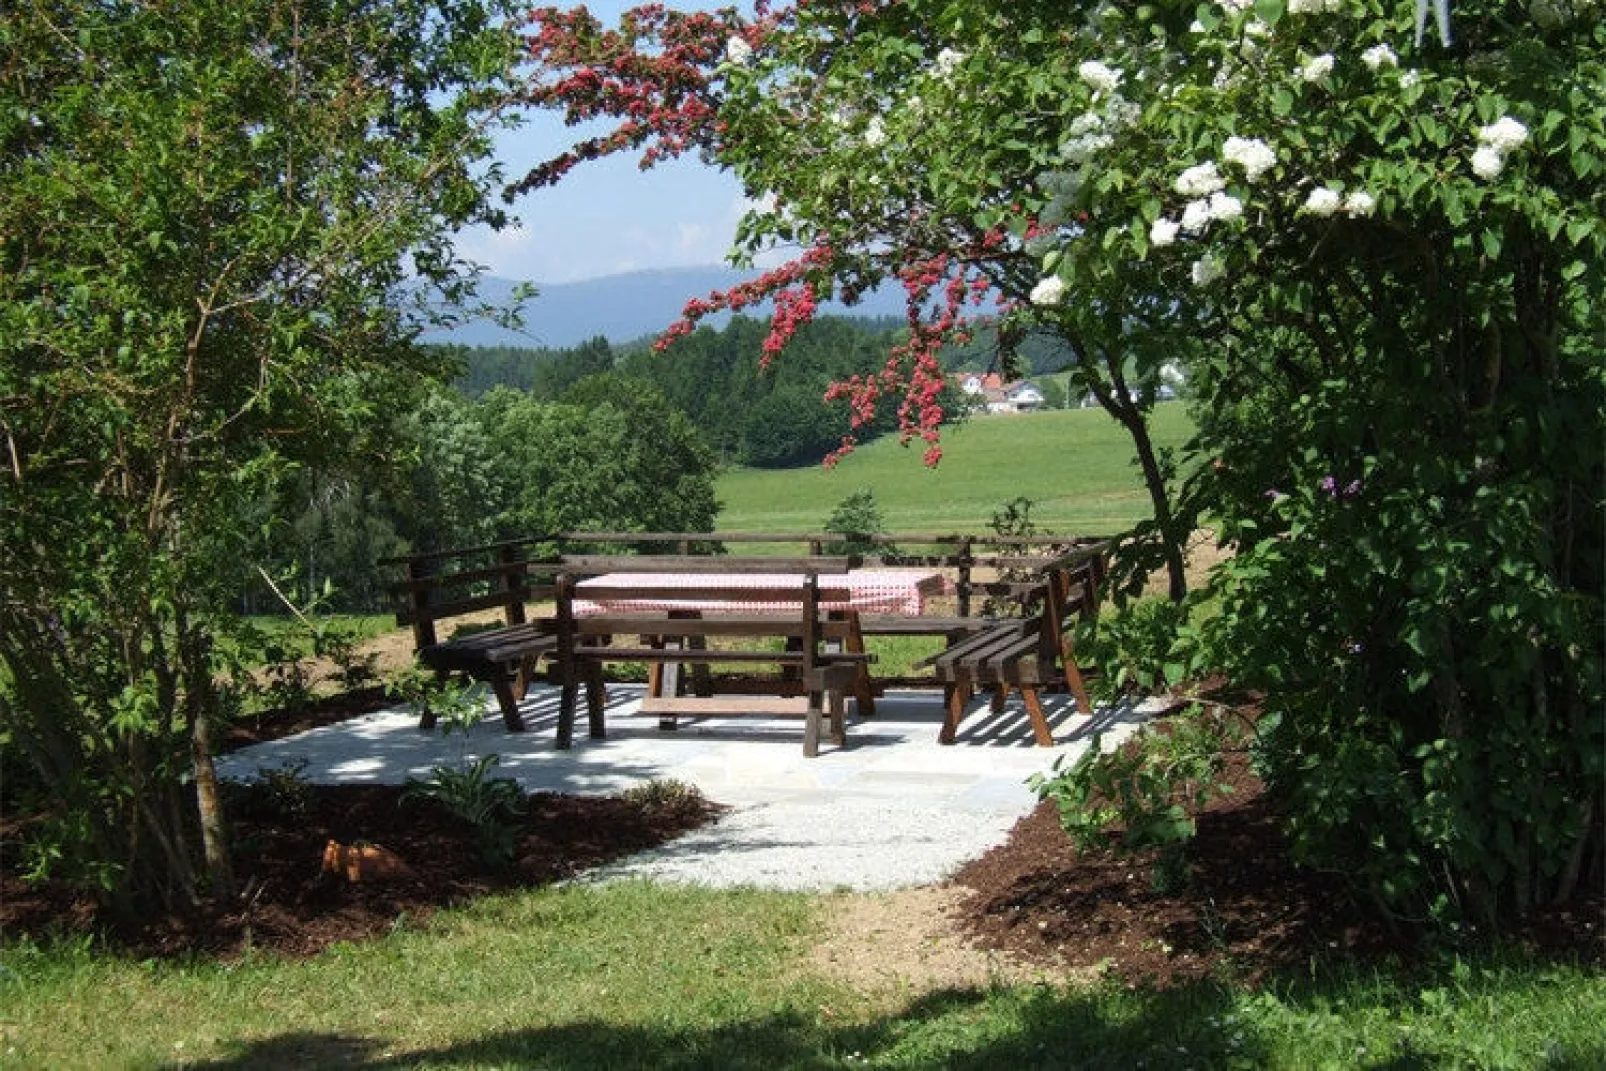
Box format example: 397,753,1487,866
1343,479,1362,497
1320,475,1337,496
1264,489,1285,501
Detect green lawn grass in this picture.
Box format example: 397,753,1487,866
4,882,1600,1068
716,404,1196,535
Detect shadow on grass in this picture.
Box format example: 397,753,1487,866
172,982,1256,1070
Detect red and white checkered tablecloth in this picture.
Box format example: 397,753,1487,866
574,570,951,617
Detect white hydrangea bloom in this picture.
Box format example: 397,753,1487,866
1208,190,1244,223
1068,113,1104,137
1343,191,1376,217
1061,132,1114,164
1400,70,1421,89
1301,54,1335,83
1180,199,1213,234
1362,43,1398,70
1078,61,1124,94
933,48,964,79
1303,187,1343,217
864,116,887,148
1192,255,1226,287
1150,217,1181,247
1104,96,1142,129
725,36,754,65
1030,275,1068,306
1471,145,1505,180
1222,136,1277,182
1175,161,1225,197
1478,116,1529,153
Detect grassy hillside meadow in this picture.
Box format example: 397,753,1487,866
716,403,1195,536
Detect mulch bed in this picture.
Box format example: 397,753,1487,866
4,685,1602,984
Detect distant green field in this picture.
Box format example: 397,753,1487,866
716,403,1195,536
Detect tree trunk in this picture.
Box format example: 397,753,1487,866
1080,354,1189,601
178,614,235,899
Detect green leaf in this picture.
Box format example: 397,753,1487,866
1481,230,1501,259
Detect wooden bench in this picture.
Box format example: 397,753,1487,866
926,551,1106,747
383,541,561,732
551,556,874,756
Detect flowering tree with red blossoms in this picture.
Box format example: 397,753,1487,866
514,0,1197,599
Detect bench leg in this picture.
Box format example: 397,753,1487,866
938,679,968,745
990,682,1010,713
803,689,823,757
583,660,607,739
1064,660,1093,716
491,674,526,732
418,669,450,731
829,686,847,747
1020,685,1054,747
556,667,578,749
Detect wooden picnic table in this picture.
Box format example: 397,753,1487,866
555,557,944,754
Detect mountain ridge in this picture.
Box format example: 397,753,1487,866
425,265,910,349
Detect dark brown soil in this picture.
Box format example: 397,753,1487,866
4,687,1601,987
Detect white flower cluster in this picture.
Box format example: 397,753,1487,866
1191,254,1226,287
1030,275,1068,306
1222,136,1277,182
1300,54,1335,83
1302,186,1377,218
1216,0,1254,12
1078,60,1123,94
864,116,887,148
1361,43,1398,70
1287,0,1343,11
933,48,964,80
1175,160,1225,197
1060,113,1113,164
1180,191,1244,234
1471,115,1529,180
725,36,753,65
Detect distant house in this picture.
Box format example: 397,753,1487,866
951,372,1045,414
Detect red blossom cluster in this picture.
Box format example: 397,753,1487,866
652,242,833,352
513,4,757,193
515,2,1012,469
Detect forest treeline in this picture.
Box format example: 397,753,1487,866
264,313,1076,613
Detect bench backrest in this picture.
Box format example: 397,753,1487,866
388,544,560,650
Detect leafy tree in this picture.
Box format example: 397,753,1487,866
0,0,520,913
475,376,718,537
531,335,617,399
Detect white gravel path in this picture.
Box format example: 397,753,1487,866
218,685,1157,891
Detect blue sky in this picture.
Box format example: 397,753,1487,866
454,2,753,284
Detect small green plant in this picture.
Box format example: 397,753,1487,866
387,668,485,736
403,754,525,867
1078,595,1197,696
983,496,1060,616
622,778,708,815
313,623,378,689
1029,707,1238,893
823,489,895,557
260,641,317,713
254,758,313,820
